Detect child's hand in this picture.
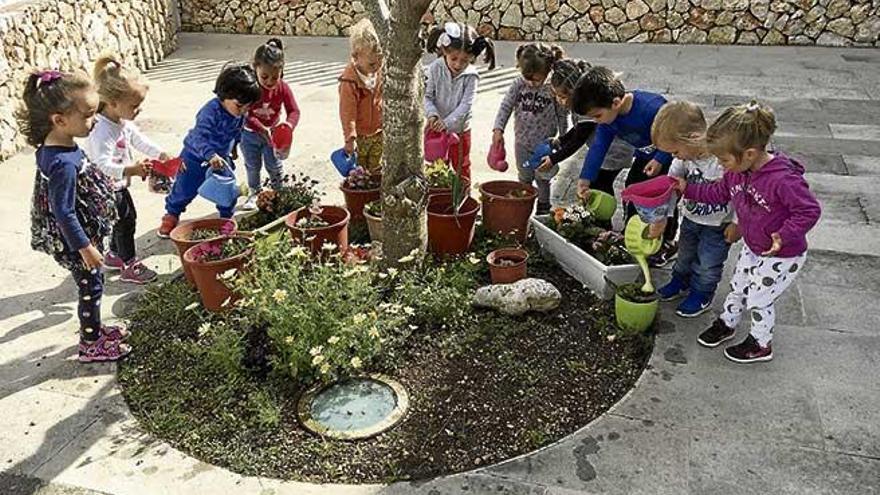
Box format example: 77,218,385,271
344,138,356,156
672,176,687,193
576,179,591,199
492,129,504,146
79,244,104,270
208,154,226,170
125,161,149,179
647,219,667,239
724,222,741,244
537,156,554,173
762,232,783,256
644,159,662,177
428,116,446,132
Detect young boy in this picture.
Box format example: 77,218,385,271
570,66,677,265
338,19,384,174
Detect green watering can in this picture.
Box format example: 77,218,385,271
624,215,662,293
585,190,617,221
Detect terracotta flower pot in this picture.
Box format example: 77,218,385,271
487,247,529,284
340,176,381,223
479,180,538,243
428,177,470,198
184,236,253,312
285,205,350,256
170,218,238,286
426,193,480,256
363,202,383,244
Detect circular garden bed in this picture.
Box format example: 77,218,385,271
118,228,652,483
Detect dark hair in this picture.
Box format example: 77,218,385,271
17,70,92,148
550,58,591,94
214,62,262,105
425,22,496,70
516,42,564,78
254,38,284,69
570,65,626,115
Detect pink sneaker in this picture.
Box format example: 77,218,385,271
78,334,131,363
104,252,125,271
119,259,158,284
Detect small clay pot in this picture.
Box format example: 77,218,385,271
487,248,529,284
426,193,480,256
363,201,383,244
170,218,238,286
184,236,253,313
479,180,538,243
285,205,350,256
340,175,381,223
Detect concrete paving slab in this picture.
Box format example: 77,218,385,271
814,382,880,459
830,124,880,141
844,155,880,176
801,284,880,335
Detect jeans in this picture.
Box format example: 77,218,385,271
625,155,678,240
672,217,731,294
241,129,283,191
109,188,137,263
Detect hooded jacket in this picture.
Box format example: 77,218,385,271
338,61,383,142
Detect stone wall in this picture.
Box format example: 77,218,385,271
180,0,879,47
0,0,179,160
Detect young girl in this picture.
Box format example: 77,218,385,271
652,101,738,318
676,101,821,363
20,69,130,362
338,19,384,174
158,63,261,237
87,54,165,284
493,43,570,215
241,38,301,211
424,22,495,180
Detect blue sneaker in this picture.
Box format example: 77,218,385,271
658,276,688,301
676,291,714,318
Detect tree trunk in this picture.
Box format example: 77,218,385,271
365,0,432,265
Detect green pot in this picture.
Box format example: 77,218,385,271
587,190,617,221
615,294,659,335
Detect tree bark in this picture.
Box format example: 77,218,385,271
365,0,432,265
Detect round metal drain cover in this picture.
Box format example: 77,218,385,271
298,374,408,440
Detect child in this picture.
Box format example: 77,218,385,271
675,101,821,363
87,54,164,284
338,19,384,175
424,22,495,180
570,66,677,264
541,58,634,196
493,42,570,215
20,69,130,362
652,101,738,317
158,63,261,237
241,39,301,210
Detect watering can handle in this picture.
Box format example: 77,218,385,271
202,160,232,178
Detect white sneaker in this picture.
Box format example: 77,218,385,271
241,194,258,211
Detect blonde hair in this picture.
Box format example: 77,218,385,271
707,100,777,158
349,19,382,57
652,101,707,148
92,54,146,109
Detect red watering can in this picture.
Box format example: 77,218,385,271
271,123,293,160
424,129,460,163
149,157,182,177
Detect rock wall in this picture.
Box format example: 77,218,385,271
180,0,879,47
0,0,179,160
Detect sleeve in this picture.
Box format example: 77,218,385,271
339,80,359,141
775,176,822,245
667,158,687,178
549,121,596,165
47,159,90,250
493,79,520,131
128,123,163,159
424,68,440,119
684,171,733,205
283,83,301,129
555,102,571,137
189,103,220,161
86,127,125,180
652,149,673,167
245,110,263,132
443,75,477,131
579,124,616,181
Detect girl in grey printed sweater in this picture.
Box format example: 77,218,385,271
493,43,571,214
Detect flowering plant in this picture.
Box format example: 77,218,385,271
238,173,321,230
189,236,253,263
188,220,236,241
343,166,381,190
425,159,455,189
295,200,330,228
548,203,630,265
364,200,382,218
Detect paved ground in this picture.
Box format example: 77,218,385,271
1,33,879,494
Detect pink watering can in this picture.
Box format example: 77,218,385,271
424,129,460,163
487,141,509,172
621,175,679,224
271,123,293,160
149,157,182,177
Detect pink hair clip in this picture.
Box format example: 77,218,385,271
35,70,63,88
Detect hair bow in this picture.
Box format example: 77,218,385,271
438,22,461,47
35,70,63,89
745,101,760,112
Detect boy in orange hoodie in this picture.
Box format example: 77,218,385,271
339,19,384,174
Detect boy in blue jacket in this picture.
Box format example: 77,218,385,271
570,66,677,265
158,63,261,237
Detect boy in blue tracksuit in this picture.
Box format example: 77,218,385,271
157,63,262,237
570,66,678,265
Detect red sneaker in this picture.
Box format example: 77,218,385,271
157,214,178,238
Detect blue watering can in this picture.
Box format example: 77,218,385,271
198,163,243,208
524,140,555,170
330,148,358,177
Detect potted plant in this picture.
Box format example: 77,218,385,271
237,174,320,232
427,170,479,255
486,247,529,284
339,166,381,223
184,235,254,312
479,180,537,243
363,200,383,244
614,282,659,335
170,219,237,286
286,200,350,255
426,159,470,196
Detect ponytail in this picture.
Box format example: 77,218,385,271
707,99,777,158
17,69,92,147
254,38,285,69
92,53,146,110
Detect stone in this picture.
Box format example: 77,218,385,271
497,26,520,39
617,20,640,39
629,31,650,42
654,27,674,41
473,278,562,316
450,6,467,23
501,4,522,27
522,17,543,33
688,7,714,30
474,0,493,9
825,0,849,19
784,18,807,36
640,13,665,30
854,17,880,43
674,0,690,13
737,31,761,44
667,12,685,28
547,0,561,14
570,0,591,14
750,0,769,18
770,0,792,13
715,11,736,26
532,0,546,11
708,25,736,43
626,0,650,19
805,6,826,23
678,25,708,42
649,0,667,13
804,16,827,37
589,6,605,24
850,4,870,24
701,0,721,10
550,5,575,28
605,6,626,24
559,20,579,40
722,0,749,10
305,1,323,21
252,14,266,33
827,17,855,37
816,31,852,45
790,34,814,44
598,21,620,40
773,13,790,32
577,16,597,33
761,29,786,44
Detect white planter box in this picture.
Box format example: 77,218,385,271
531,215,643,299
